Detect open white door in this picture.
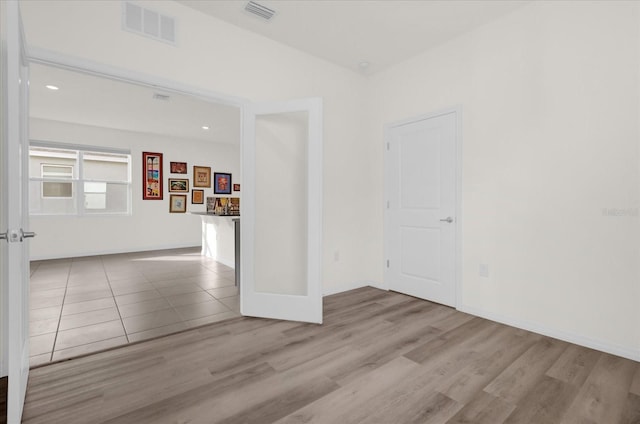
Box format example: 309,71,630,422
241,98,323,324
1,1,32,422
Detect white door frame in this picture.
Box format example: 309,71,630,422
28,47,248,109
383,106,463,308
2,0,31,420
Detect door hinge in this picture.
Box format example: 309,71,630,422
386,142,390,151
386,259,390,268
386,200,390,209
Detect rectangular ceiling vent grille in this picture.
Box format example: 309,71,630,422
123,2,176,45
244,1,276,21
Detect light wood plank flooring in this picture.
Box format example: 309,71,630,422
23,287,640,424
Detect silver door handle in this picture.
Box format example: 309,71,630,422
0,230,35,243
439,217,454,223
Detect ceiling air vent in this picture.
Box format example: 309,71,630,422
123,2,176,45
244,1,276,21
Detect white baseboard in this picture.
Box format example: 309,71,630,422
30,243,201,261
323,281,369,296
323,280,388,296
322,281,640,362
458,303,640,363
214,257,235,269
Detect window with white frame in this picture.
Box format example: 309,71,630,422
29,143,132,216
41,164,73,198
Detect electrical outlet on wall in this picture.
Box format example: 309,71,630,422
479,263,490,278
334,250,340,262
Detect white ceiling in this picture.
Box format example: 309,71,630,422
29,1,529,141
29,63,241,144
178,0,529,74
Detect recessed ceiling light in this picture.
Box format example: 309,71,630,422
202,126,210,130
45,85,59,90
358,61,370,69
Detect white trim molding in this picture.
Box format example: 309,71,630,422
458,303,640,362
29,243,202,262
321,282,640,361
323,281,388,297
27,47,248,108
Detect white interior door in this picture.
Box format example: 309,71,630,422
385,110,458,307
241,98,323,323
1,0,32,422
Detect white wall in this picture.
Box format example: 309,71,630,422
20,0,370,290
29,118,240,259
21,0,640,358
368,1,640,357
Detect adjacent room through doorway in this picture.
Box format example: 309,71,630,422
27,63,243,365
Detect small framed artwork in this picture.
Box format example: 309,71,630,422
233,183,240,192
229,197,240,215
143,152,163,200
170,161,187,174
206,196,215,213
192,189,204,204
169,194,187,213
214,172,232,194
193,166,211,188
168,178,189,192
212,197,229,215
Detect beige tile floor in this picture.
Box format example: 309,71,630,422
28,247,240,367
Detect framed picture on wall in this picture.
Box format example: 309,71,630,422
143,151,163,200
229,197,240,215
214,172,232,194
206,196,215,213
192,189,204,204
168,178,189,192
233,183,240,192
193,166,211,188
170,161,187,174
169,194,187,213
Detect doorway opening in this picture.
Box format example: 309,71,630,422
27,59,243,366
383,108,462,308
